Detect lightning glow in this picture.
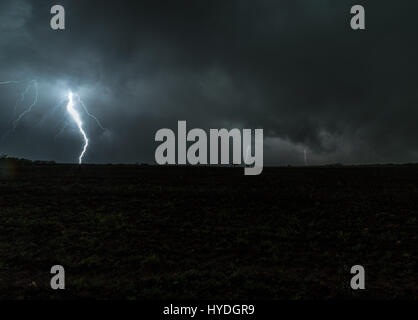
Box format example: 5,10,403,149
66,92,89,164
1,80,105,163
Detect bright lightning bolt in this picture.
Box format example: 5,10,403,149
66,92,89,164
1,80,105,163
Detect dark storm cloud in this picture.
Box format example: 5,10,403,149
1,0,418,164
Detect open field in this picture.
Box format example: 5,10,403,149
0,161,417,299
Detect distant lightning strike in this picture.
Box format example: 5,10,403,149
66,92,89,164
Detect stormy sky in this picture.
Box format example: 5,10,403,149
1,0,418,165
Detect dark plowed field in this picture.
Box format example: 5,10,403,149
0,162,417,299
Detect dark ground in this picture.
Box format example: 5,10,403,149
0,160,417,299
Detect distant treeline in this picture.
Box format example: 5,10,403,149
0,155,56,166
